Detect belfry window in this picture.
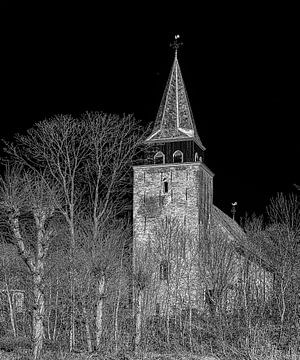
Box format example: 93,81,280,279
195,152,199,162
160,260,169,281
154,151,165,164
173,150,183,163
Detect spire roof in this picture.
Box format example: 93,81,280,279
146,52,205,150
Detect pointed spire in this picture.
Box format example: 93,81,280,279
146,37,205,150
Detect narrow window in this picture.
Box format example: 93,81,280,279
154,151,165,164
160,260,169,281
195,152,199,162
173,150,183,163
156,303,160,315
164,181,168,193
162,177,168,193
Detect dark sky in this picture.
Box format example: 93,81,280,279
1,5,298,219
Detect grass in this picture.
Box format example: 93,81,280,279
1,347,300,360
1,322,300,360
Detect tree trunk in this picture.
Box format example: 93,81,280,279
69,246,76,352
5,279,17,337
52,278,59,341
96,276,105,349
82,304,92,353
32,209,53,360
33,272,45,360
46,280,52,340
135,290,142,349
114,287,121,353
69,279,75,352
279,278,287,344
188,305,192,350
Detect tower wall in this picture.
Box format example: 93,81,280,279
133,161,213,315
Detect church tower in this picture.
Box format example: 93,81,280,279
133,44,214,315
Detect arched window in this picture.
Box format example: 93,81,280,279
195,152,199,162
173,150,183,163
154,151,165,164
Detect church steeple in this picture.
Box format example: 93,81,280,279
146,40,205,151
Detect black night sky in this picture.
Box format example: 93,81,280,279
1,5,298,220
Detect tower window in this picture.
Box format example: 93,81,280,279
164,181,168,193
156,303,160,315
173,150,183,163
162,177,168,193
154,151,165,164
160,260,169,281
195,152,199,162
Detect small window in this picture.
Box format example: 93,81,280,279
154,151,165,164
160,260,169,281
162,177,168,193
156,303,160,315
164,181,168,193
195,152,199,162
173,150,183,163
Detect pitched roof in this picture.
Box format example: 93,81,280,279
145,53,205,150
212,205,276,273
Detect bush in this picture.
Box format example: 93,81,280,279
44,339,64,352
0,324,5,337
0,336,31,352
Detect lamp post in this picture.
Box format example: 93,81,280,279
231,202,237,221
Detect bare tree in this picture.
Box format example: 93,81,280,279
3,115,91,350
78,217,130,351
79,112,146,350
265,194,300,343
0,166,59,359
241,193,300,349
133,216,197,349
0,242,21,338
2,111,148,353
198,226,236,317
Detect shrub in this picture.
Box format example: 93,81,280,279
0,324,5,337
0,336,31,352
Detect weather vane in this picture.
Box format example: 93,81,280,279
170,34,183,55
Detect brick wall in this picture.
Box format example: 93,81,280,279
133,161,213,316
